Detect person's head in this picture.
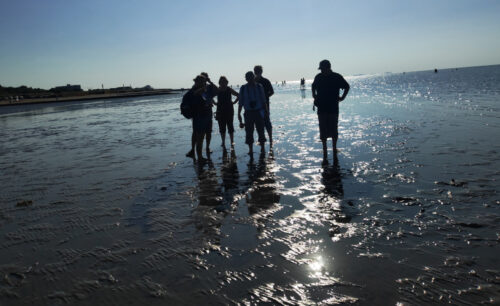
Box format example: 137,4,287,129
318,59,331,73
193,75,206,88
200,72,209,78
219,76,228,88
245,71,255,84
254,65,263,76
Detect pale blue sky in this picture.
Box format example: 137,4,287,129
1,0,499,89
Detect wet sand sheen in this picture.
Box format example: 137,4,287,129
0,66,499,305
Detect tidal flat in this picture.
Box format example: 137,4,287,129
1,66,499,305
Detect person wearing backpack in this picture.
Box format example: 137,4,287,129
186,72,218,158
312,59,350,165
181,75,210,161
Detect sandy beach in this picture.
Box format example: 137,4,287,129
0,89,178,107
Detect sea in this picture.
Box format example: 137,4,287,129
0,65,499,305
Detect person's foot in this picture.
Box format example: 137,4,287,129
322,158,329,166
186,149,194,158
206,148,212,155
197,157,208,164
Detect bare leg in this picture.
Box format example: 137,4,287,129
229,132,234,147
268,129,273,148
220,131,226,148
322,139,328,165
333,149,339,165
206,132,211,155
186,132,195,157
195,133,205,161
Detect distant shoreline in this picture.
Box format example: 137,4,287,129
0,89,182,107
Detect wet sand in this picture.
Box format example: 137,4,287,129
0,66,499,305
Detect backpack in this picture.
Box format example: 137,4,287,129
180,91,194,119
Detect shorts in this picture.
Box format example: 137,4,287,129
193,114,212,134
318,112,338,140
244,110,266,145
218,113,234,134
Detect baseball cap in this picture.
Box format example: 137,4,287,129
318,59,331,70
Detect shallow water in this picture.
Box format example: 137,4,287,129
1,65,499,305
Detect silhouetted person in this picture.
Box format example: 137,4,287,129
215,76,239,148
312,59,350,165
186,72,218,158
183,75,210,161
238,71,267,156
254,65,274,147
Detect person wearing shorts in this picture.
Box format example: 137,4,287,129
238,71,267,156
312,59,350,165
215,76,239,148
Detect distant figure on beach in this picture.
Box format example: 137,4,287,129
434,68,438,73
186,72,218,158
215,76,239,148
312,59,350,165
182,75,210,161
300,78,305,89
254,65,274,147
238,71,267,156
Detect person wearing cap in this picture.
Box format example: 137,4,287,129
238,71,267,156
254,65,274,147
182,75,211,161
186,72,218,158
312,59,350,165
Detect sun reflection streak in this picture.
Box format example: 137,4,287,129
308,255,326,277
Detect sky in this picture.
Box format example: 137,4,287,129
1,0,500,90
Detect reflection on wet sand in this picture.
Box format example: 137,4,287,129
321,153,344,199
221,149,239,209
2,67,500,304
195,160,222,207
245,152,280,215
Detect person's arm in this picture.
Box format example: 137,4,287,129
238,87,244,123
311,81,317,100
267,80,274,98
311,78,317,111
257,85,268,114
230,88,239,104
206,78,218,91
339,79,350,102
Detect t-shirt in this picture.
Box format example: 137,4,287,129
184,88,211,117
312,72,349,114
239,83,266,111
255,76,274,105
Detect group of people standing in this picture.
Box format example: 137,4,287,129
183,66,274,162
182,59,350,165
